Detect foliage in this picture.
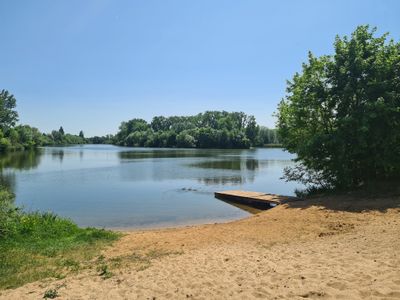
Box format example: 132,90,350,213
0,89,87,151
114,111,266,149
176,131,196,148
256,126,280,146
277,25,400,189
87,134,114,144
0,186,119,289
0,124,44,151
0,90,18,131
43,131,86,146
0,188,18,238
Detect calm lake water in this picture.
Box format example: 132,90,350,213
0,145,303,229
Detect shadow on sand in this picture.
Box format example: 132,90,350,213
284,188,400,213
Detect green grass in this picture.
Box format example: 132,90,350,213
0,188,120,289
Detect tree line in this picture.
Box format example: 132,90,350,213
113,111,279,148
0,90,86,151
0,90,280,152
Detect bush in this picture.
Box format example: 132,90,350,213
0,188,19,238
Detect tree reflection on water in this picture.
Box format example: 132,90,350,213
0,150,43,193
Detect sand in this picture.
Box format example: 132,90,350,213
1,194,399,299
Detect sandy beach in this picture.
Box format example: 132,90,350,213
1,194,399,299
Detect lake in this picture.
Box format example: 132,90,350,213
0,145,303,229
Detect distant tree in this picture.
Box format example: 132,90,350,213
14,125,43,148
79,130,84,139
89,136,102,144
0,90,19,131
277,25,400,189
256,127,280,145
125,131,147,147
176,131,196,148
151,116,170,132
42,127,86,146
0,129,11,151
245,116,259,145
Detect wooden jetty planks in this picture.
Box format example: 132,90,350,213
214,190,301,208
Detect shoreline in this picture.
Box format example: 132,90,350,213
107,215,251,233
1,194,399,299
106,204,262,232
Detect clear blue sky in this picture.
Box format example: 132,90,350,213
1,0,399,136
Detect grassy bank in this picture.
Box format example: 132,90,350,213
0,188,120,290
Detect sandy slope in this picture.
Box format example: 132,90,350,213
1,194,399,299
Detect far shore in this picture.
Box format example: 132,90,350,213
1,193,399,299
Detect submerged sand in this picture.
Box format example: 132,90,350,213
1,194,399,299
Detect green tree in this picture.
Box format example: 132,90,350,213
79,130,84,139
0,90,18,131
59,126,65,135
256,127,280,145
14,125,43,148
151,116,170,132
245,116,259,145
7,129,19,146
176,131,196,148
277,25,400,189
0,129,11,151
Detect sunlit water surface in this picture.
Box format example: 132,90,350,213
0,145,303,228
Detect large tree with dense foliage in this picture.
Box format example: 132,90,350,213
277,25,400,189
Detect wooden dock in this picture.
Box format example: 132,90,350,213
214,190,301,209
